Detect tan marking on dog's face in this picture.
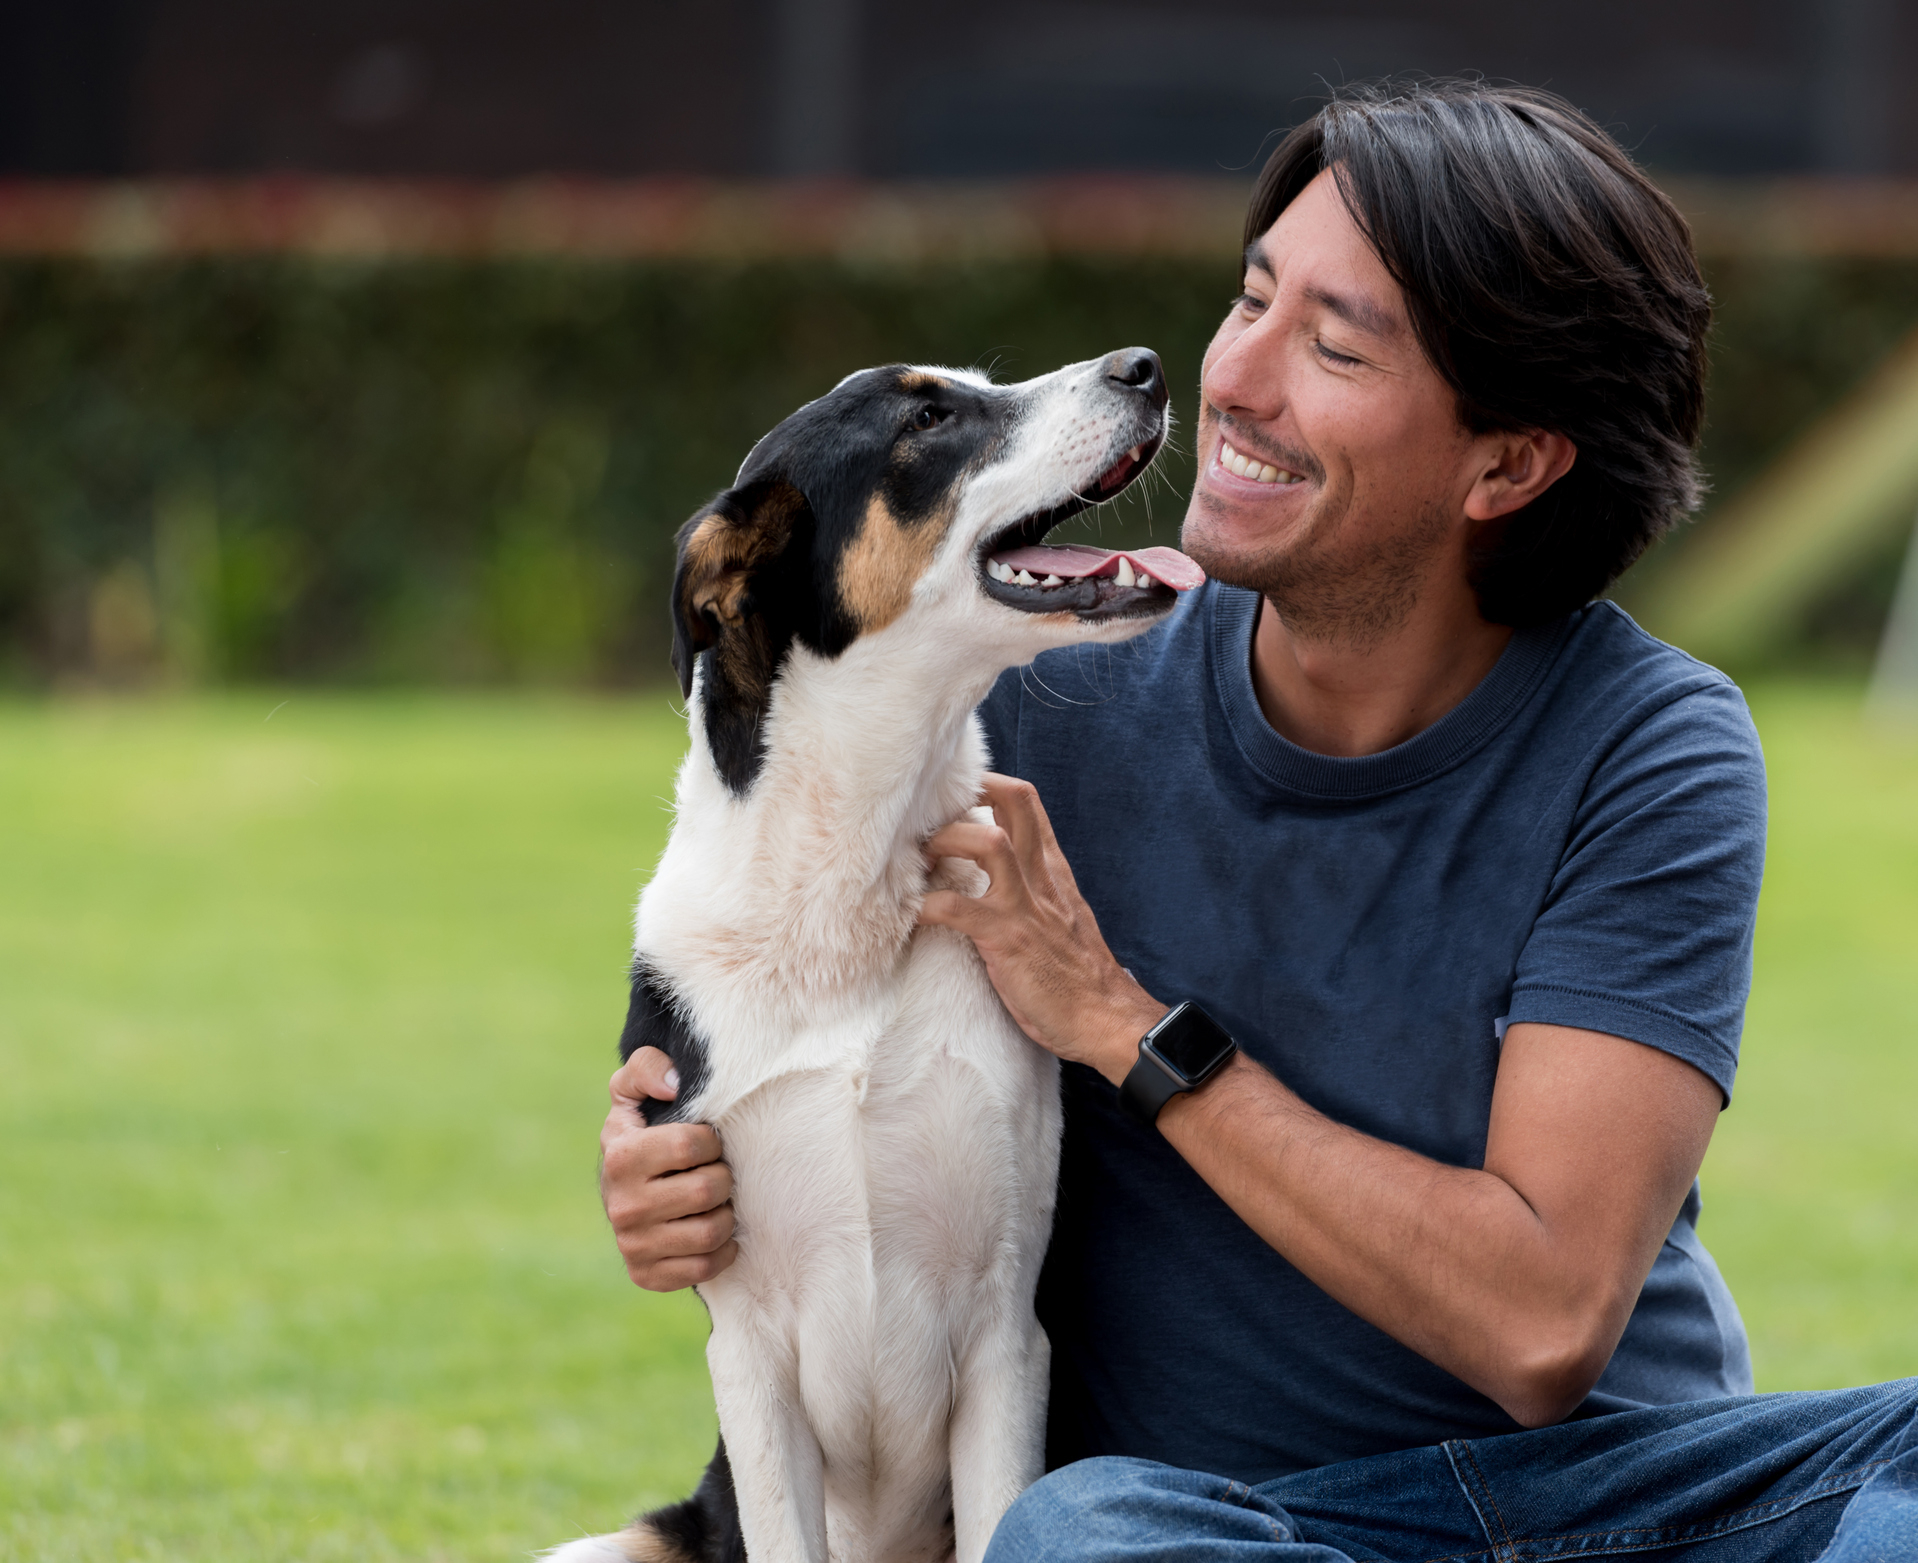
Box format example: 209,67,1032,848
837,493,953,633
897,370,951,395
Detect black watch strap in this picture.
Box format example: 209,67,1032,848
1118,1002,1238,1126
1119,1048,1190,1125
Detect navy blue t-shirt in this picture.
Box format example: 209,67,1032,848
977,582,1766,1482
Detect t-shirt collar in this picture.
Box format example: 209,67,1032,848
1206,583,1575,801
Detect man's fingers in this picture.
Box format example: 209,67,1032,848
619,1119,723,1178
919,887,991,933
619,1210,738,1288
978,772,1047,855
618,1197,735,1259
633,1240,740,1293
922,819,1019,885
611,1045,680,1107
612,1160,733,1227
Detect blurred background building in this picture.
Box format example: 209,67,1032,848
4,0,1915,180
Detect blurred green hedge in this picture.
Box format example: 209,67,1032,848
2,253,1915,687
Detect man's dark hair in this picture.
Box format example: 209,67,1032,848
1244,79,1711,625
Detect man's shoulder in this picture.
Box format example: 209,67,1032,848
1549,601,1759,758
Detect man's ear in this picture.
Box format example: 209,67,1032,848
1463,429,1578,524
669,480,807,699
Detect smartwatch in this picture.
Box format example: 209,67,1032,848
1118,1002,1238,1126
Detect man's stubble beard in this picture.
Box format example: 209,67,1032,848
1182,485,1454,651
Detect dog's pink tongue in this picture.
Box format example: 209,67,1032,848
991,544,1206,591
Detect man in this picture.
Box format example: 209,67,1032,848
600,80,1917,1558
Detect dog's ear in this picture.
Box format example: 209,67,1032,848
669,480,806,700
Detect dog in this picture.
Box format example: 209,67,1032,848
546,349,1200,1563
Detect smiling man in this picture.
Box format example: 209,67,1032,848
600,80,1917,1561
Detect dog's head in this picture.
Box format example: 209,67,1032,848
672,348,1201,792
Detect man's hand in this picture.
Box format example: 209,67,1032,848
918,773,1167,1081
600,1046,737,1291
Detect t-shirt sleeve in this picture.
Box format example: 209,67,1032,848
1504,677,1766,1102
976,667,1025,776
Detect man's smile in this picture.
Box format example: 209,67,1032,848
1197,419,1322,508
1216,437,1306,485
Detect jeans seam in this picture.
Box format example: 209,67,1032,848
1515,1459,1884,1555
1445,1440,1519,1563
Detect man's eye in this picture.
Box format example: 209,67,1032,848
1234,291,1267,315
1315,341,1360,367
909,405,950,432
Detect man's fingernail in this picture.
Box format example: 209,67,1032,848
664,1067,680,1094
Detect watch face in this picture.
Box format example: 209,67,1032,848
1148,1004,1237,1082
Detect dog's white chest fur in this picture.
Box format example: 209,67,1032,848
696,925,1058,1563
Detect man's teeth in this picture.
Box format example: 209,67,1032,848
1219,439,1303,485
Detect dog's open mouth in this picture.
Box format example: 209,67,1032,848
977,434,1204,618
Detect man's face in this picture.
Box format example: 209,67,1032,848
1182,168,1487,642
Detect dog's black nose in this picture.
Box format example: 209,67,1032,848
1105,347,1168,412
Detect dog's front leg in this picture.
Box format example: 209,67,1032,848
707,1321,829,1563
947,1311,1050,1563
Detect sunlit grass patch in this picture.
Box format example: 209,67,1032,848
1702,683,1918,1392
0,682,1913,1560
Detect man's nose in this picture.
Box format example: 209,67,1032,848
1104,348,1168,413
1203,318,1283,418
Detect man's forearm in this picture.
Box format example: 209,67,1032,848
1150,1053,1610,1424
1117,1022,1717,1429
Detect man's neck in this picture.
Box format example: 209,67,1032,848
1249,588,1514,758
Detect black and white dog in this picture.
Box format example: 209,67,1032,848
547,350,1199,1563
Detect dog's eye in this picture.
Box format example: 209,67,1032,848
908,405,950,432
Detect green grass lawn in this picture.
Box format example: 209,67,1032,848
1,683,1914,1561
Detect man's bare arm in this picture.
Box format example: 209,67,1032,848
1158,1024,1717,1426
920,773,1721,1428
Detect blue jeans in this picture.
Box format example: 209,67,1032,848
987,1381,1918,1562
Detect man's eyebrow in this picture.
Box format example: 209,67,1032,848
1302,283,1404,342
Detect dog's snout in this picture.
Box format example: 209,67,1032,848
1104,348,1167,412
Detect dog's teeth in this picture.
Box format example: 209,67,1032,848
1042,574,1063,586
1115,558,1136,587
1127,445,1142,462
1137,574,1153,590
990,560,1011,581
1014,569,1037,586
